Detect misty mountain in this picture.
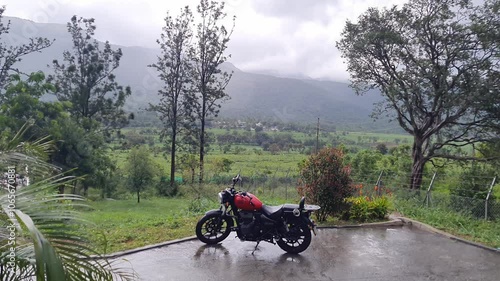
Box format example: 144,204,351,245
4,16,390,130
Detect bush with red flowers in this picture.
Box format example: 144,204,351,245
298,147,354,222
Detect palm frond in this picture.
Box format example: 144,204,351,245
0,123,58,179
0,174,137,281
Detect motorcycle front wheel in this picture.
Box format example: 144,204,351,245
195,214,233,244
276,223,312,254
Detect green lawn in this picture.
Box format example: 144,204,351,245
80,192,296,254
81,198,204,254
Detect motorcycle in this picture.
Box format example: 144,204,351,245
195,174,320,254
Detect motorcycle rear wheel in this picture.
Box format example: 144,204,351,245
276,223,312,254
196,214,233,244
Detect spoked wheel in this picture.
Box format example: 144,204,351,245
276,223,312,254
195,214,233,244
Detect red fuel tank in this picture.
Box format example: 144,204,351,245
234,192,263,211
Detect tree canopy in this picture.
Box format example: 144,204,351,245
0,7,53,92
50,16,131,132
336,0,500,189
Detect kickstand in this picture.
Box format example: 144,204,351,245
251,241,260,255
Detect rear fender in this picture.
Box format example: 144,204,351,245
283,212,312,226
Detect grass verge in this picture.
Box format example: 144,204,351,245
393,198,500,249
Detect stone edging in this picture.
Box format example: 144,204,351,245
317,219,404,229
102,236,198,259
393,216,500,254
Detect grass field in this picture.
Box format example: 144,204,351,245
82,127,500,254
81,188,297,254
111,127,414,180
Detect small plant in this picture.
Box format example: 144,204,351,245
345,196,390,222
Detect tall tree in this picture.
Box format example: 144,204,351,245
191,0,235,183
50,16,131,132
0,7,52,96
336,0,500,189
150,6,195,190
49,117,113,195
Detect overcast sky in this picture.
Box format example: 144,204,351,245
2,0,407,81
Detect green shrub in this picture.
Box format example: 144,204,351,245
156,176,179,197
345,196,390,222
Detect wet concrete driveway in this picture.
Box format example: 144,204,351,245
121,226,500,281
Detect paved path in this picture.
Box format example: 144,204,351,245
120,226,500,281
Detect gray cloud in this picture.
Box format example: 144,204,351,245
1,0,408,81
252,0,337,24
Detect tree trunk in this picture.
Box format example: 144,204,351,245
137,190,140,203
410,136,425,190
199,100,206,184
170,120,177,189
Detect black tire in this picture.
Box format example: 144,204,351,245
195,214,233,244
276,223,312,254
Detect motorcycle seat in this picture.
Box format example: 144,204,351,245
261,205,283,220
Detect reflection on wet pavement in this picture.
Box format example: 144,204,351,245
120,226,500,281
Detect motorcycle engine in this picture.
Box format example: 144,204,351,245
238,211,261,239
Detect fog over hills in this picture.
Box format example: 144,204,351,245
5,16,394,131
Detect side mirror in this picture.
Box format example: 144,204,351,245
299,197,305,210
232,174,241,187
232,174,240,183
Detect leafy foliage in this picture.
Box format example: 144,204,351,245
191,0,235,183
345,196,390,222
49,117,115,196
212,157,233,176
150,6,196,190
0,7,53,91
50,16,131,132
156,176,179,197
0,125,134,281
0,72,68,140
298,147,353,222
124,146,158,203
449,164,497,218
337,0,500,189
